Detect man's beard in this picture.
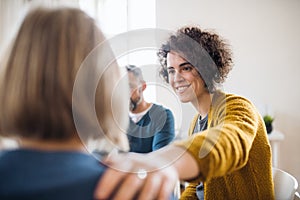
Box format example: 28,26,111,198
129,97,142,111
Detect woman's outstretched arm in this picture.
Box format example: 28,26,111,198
94,145,199,200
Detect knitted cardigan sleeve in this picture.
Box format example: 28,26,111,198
174,92,261,182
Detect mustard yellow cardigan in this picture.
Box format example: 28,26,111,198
175,91,274,200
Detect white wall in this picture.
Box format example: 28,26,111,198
0,0,26,56
156,0,300,189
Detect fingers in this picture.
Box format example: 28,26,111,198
95,169,172,200
94,153,179,200
95,169,154,200
112,173,145,200
157,176,177,200
114,171,172,200
137,173,161,200
94,167,127,199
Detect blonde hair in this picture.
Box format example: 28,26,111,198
0,7,129,151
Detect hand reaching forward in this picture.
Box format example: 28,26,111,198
93,151,179,200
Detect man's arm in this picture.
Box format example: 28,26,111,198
152,108,175,151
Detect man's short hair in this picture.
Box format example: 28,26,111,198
125,65,144,82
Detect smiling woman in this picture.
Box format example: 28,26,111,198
94,25,275,200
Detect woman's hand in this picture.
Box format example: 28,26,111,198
94,152,179,200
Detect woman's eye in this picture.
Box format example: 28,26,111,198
182,66,193,71
168,69,175,75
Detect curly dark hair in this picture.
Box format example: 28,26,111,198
157,26,233,93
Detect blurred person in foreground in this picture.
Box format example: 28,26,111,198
0,7,129,200
126,65,175,153
95,26,274,200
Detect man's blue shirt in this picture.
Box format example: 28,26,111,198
127,104,175,153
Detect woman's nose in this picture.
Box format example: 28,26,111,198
173,71,184,82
